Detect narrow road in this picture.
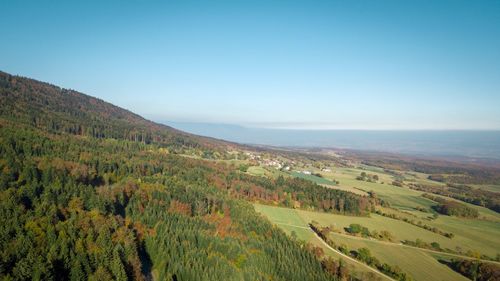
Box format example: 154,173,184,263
310,229,396,281
275,222,500,266
399,244,500,265
275,222,395,281
326,229,500,265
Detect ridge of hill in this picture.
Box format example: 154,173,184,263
0,71,365,281
0,71,234,151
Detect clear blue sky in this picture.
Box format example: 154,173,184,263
1,0,499,129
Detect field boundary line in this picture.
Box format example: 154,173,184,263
274,222,311,229
328,231,500,265
272,222,395,280
310,229,396,281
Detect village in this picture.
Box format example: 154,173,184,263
244,151,332,175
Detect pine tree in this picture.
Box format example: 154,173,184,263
112,247,128,281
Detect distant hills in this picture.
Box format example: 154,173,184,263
167,121,500,160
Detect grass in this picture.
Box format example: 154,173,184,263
214,159,249,165
253,204,387,280
251,160,500,281
327,232,468,281
271,163,500,256
322,184,368,196
317,167,500,221
254,203,313,241
376,205,433,220
289,171,338,185
254,203,500,281
247,166,290,179
287,169,367,195
258,163,500,256
307,237,388,281
247,166,268,177
328,168,436,210
295,209,500,257
427,215,500,256
404,172,447,187
471,184,500,193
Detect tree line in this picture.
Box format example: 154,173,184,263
409,183,500,213
422,194,479,218
0,123,343,280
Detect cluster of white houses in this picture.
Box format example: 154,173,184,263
245,152,333,174
245,152,291,170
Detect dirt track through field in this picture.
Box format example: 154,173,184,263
275,222,500,266
275,222,395,281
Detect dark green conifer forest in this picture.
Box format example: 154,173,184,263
0,71,371,280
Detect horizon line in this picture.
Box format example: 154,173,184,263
159,119,500,132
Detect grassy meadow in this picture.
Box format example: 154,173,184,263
252,161,499,280
297,208,499,257
328,232,468,281
253,204,389,280
316,166,500,221
471,184,500,193
254,204,477,281
290,171,338,185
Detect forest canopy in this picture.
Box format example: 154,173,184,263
0,71,367,280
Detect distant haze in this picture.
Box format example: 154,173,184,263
165,121,500,160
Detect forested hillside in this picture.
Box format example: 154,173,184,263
0,71,230,151
0,72,369,280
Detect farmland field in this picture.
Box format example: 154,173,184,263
247,165,290,178
471,184,500,193
253,161,500,280
324,168,439,210
327,232,468,281
285,165,500,254
289,171,338,185
255,203,500,281
247,166,268,177
296,208,500,256
315,167,500,221
254,204,389,280
322,184,368,196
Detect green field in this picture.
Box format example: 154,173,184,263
256,164,415,199
325,168,439,211
247,166,268,177
289,171,338,185
307,237,388,281
317,167,500,221
247,165,290,178
256,162,500,280
253,204,389,280
283,165,500,256
328,232,468,281
255,203,499,281
287,168,368,195
471,184,500,193
322,184,368,196
254,203,313,241
295,208,500,257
